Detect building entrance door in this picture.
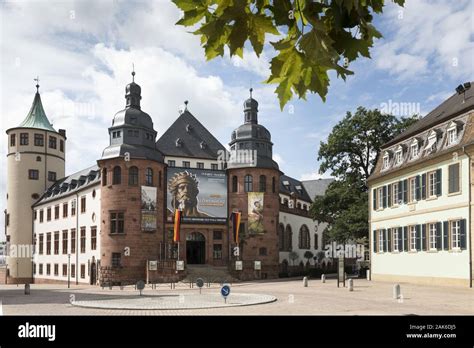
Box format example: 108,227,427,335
186,232,206,264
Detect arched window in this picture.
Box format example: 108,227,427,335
283,198,289,206
232,176,238,192
285,225,292,251
102,168,107,186
297,202,301,209
278,223,285,251
272,177,276,193
259,175,266,192
244,175,253,192
112,166,121,185
145,168,153,186
128,166,138,186
298,225,310,249
36,156,42,162
314,233,319,250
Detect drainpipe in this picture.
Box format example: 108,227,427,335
462,146,473,288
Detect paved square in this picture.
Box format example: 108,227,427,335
0,278,472,315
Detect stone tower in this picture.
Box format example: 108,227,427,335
97,71,165,285
5,83,66,283
227,89,281,280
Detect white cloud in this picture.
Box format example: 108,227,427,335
273,153,285,166
300,172,333,181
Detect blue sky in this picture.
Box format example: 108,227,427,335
0,0,473,236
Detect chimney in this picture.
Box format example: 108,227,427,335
59,129,66,138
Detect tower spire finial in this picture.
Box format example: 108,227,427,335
184,100,189,110
249,87,253,99
131,63,135,82
34,76,40,93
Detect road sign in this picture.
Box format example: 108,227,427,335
196,278,204,288
148,260,157,271
220,284,231,303
176,260,184,271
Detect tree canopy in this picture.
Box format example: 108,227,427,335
172,0,405,109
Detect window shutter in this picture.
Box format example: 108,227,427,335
382,186,387,209
398,181,403,203
448,165,454,193
383,229,388,252
460,219,467,250
415,175,421,201
436,222,442,251
443,221,449,250
421,173,426,200
373,189,376,210
403,226,408,251
416,225,421,251
421,224,427,251
398,227,403,251
387,228,392,252
403,179,408,203
436,168,442,196
373,230,377,252
387,184,392,207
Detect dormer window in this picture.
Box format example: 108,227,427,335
176,138,182,147
200,141,207,149
425,131,438,154
186,124,192,133
395,148,403,166
411,140,419,159
446,122,459,146
382,153,390,170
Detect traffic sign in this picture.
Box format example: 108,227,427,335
196,278,204,294
220,284,231,303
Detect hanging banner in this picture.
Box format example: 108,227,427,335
141,186,157,231
248,192,264,234
230,211,242,243
173,209,182,242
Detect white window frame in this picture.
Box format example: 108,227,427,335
411,142,419,159
451,220,461,249
378,230,384,253
428,171,436,197
383,155,390,169
393,228,399,252
409,177,416,203
447,127,457,146
410,225,417,251
395,150,402,165
377,187,383,210
392,183,399,206
429,135,437,152
429,223,437,250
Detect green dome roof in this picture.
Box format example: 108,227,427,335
18,92,56,132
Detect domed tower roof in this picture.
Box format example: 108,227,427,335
228,89,278,170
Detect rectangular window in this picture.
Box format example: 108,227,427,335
197,162,204,169
39,264,43,275
47,207,51,221
10,134,16,146
409,177,416,202
62,264,67,277
110,212,125,234
54,264,59,276
168,160,175,167
34,134,44,146
80,264,85,279
410,226,417,251
29,169,39,180
213,244,222,259
211,163,218,170
39,234,44,255
392,183,399,205
62,230,68,254
428,171,437,197
20,133,29,145
54,231,59,254
46,233,51,255
80,227,86,253
451,220,461,249
46,264,51,275
213,230,223,240
48,171,57,182
71,229,76,253
429,223,437,250
40,210,44,223
63,203,68,218
393,228,399,252
447,128,457,146
80,196,86,213
378,230,384,252
395,151,402,165
383,156,389,169
54,205,60,219
377,188,383,209
49,136,57,149
182,161,190,168
33,263,36,275
112,253,121,268
71,200,76,216
60,139,64,152
448,163,460,194
34,210,37,221
71,264,75,278
411,144,418,159
91,227,97,250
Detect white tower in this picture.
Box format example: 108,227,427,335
5,81,66,283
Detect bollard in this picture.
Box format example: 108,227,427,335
24,284,30,295
366,269,371,281
321,274,326,283
348,278,353,291
393,284,401,299
303,277,308,287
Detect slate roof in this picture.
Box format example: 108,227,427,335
383,83,474,149
15,92,56,132
279,175,313,202
156,110,227,159
301,178,334,201
34,165,100,206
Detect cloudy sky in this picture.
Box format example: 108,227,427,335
0,0,473,237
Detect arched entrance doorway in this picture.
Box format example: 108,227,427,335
186,232,205,264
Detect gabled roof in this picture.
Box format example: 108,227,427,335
17,92,56,132
156,110,227,159
301,178,334,201
279,175,313,202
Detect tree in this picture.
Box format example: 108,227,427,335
303,250,314,265
172,0,405,109
311,108,418,242
289,251,299,266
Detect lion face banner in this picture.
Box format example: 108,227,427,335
248,192,264,234
141,186,157,231
166,168,227,224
